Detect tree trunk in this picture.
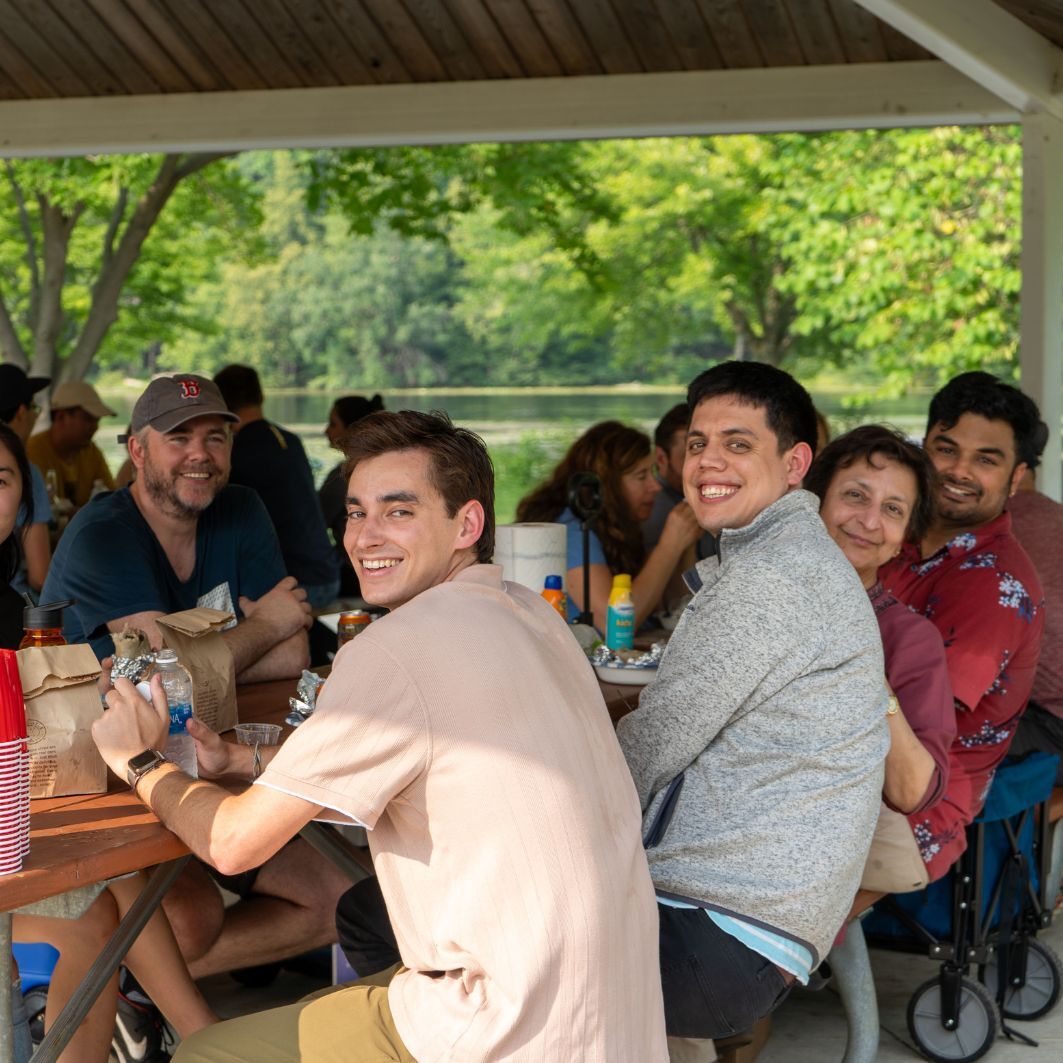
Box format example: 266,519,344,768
60,152,230,383
0,295,28,368
33,198,80,380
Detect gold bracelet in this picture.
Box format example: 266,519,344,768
251,742,262,780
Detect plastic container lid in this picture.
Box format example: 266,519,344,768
611,574,632,589
22,598,75,630
544,575,563,590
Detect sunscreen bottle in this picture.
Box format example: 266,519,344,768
606,574,635,650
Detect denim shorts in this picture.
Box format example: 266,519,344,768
658,904,792,1039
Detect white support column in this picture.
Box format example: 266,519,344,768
1020,114,1063,501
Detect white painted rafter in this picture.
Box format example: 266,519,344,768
854,0,1063,118
0,61,1013,160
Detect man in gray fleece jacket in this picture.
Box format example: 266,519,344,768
617,361,888,1042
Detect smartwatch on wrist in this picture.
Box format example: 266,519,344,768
126,749,167,792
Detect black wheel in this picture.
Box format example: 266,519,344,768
980,938,1063,1020
907,976,999,1063
23,985,48,1047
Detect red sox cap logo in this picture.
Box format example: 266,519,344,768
178,378,201,399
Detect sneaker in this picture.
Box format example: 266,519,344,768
112,993,172,1063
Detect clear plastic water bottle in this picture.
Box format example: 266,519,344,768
155,648,197,778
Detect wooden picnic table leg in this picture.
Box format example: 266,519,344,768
0,911,12,1063
33,855,191,1063
299,822,372,884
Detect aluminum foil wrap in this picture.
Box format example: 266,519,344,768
286,669,326,727
588,642,664,669
110,626,155,684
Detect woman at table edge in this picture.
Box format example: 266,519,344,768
517,420,702,630
805,424,956,916
0,424,218,1063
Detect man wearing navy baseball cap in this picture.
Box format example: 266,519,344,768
43,372,311,669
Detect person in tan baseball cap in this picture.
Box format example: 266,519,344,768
27,380,117,511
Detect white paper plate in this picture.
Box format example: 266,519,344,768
593,663,657,687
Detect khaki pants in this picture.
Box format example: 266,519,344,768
174,965,415,1063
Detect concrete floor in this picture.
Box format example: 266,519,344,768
762,916,1063,1062
192,918,1063,1062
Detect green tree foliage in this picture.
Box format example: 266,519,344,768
170,155,481,387
2,127,1021,397
0,153,260,385
303,141,617,278
764,126,1022,394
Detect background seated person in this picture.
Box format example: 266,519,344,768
806,425,956,908
0,365,52,596
41,374,310,683
642,403,716,563
318,394,385,598
15,872,218,1063
214,365,339,610
26,380,115,512
1005,424,1063,782
516,420,700,628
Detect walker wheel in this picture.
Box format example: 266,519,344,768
907,976,998,1062
980,938,1063,1020
23,985,48,1047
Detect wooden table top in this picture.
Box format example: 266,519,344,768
0,787,189,913
0,665,640,911
0,677,301,914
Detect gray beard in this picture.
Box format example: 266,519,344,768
142,462,222,521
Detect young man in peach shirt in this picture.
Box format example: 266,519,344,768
95,410,668,1063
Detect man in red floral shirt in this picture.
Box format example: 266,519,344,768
880,372,1044,881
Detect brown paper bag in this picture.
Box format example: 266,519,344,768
17,644,106,797
156,607,236,733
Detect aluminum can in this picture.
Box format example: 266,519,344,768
337,610,371,647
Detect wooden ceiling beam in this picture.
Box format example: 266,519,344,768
852,0,1063,117
0,60,1015,159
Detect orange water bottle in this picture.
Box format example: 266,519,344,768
541,575,566,619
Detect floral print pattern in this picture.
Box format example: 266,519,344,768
881,512,1044,882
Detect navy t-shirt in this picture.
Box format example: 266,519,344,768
229,420,338,588
41,485,286,660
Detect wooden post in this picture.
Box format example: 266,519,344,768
1020,114,1063,501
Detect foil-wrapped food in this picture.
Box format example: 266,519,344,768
286,669,326,727
588,642,664,669
110,625,155,684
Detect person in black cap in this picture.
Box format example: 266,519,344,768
0,365,53,593
213,365,339,609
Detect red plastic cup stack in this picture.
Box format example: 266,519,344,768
0,649,30,874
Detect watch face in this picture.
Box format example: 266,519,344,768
129,750,161,773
